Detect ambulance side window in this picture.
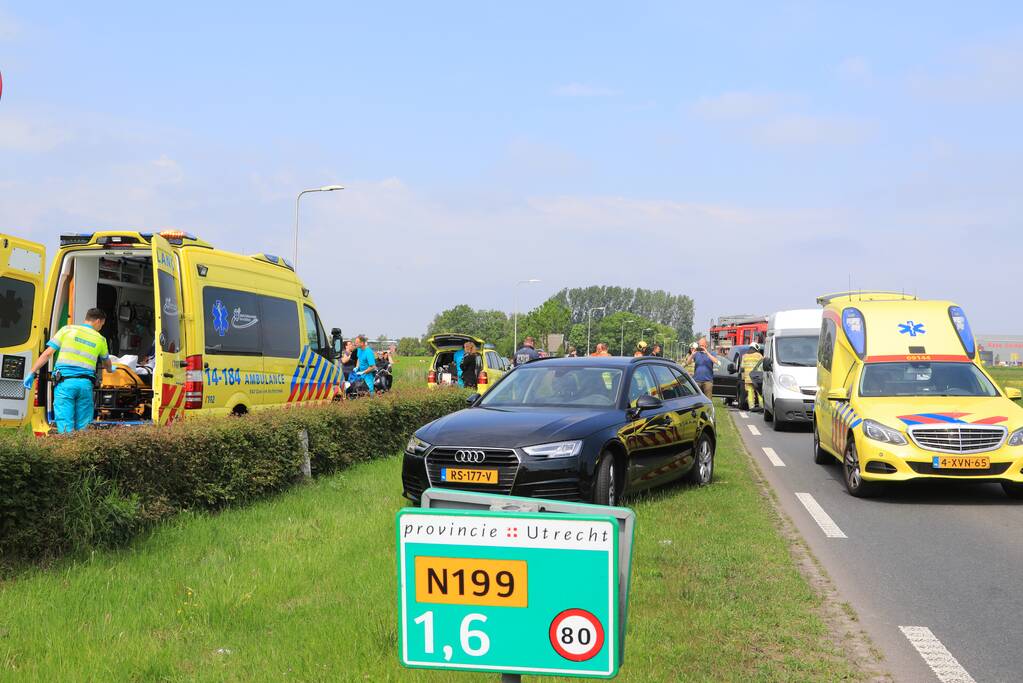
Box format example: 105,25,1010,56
819,319,836,371
259,296,300,358
157,271,182,354
302,305,329,356
0,276,35,347
203,286,260,355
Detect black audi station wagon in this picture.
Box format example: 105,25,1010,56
402,356,716,505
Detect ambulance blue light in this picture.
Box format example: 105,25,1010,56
948,306,975,358
842,307,867,359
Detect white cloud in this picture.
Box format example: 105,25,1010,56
0,114,72,151
691,91,782,121
552,83,621,97
837,56,872,84
0,8,20,41
908,34,1023,103
690,90,872,146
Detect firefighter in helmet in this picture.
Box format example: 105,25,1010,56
741,342,764,411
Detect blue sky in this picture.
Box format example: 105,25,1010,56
1,2,1020,338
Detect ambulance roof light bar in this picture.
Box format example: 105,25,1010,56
816,291,918,306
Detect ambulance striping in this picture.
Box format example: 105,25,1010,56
899,626,976,683
300,354,322,402
287,347,310,403
313,357,330,399
795,492,847,538
761,447,785,467
865,354,970,363
972,416,1007,425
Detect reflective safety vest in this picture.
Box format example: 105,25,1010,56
741,351,763,381
50,325,109,375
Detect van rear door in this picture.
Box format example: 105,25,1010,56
0,235,46,427
151,235,185,425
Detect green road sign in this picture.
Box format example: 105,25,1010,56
397,507,621,678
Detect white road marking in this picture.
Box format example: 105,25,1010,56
794,492,847,538
746,424,761,436
761,447,785,467
899,626,976,683
739,411,749,419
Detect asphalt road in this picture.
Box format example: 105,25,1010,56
732,406,1022,683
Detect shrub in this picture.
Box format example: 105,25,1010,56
0,387,467,563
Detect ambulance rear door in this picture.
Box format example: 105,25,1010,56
0,235,46,427
151,235,186,425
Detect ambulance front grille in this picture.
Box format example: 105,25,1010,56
908,425,1007,454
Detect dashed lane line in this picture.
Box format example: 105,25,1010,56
899,626,976,683
747,424,761,436
739,411,749,418
794,492,847,538
761,447,785,467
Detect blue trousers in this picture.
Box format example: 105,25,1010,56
54,377,95,433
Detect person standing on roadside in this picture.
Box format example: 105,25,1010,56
460,341,483,390
634,340,650,357
23,308,113,433
340,340,358,379
684,342,698,374
515,336,539,366
590,342,611,357
687,337,720,399
741,342,764,411
652,344,663,357
567,346,578,357
353,335,378,395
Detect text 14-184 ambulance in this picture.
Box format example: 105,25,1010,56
0,231,341,435
813,292,1023,498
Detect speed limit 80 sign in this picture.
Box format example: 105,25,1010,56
397,508,621,678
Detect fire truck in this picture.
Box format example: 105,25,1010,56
709,314,768,351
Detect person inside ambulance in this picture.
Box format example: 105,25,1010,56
23,308,113,433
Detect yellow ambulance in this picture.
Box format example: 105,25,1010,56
814,292,1023,498
0,231,340,435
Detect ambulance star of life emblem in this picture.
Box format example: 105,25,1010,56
898,321,925,337
212,300,229,337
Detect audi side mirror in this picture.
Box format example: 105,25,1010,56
628,393,663,419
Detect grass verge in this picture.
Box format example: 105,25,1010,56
988,366,1023,392
0,410,862,681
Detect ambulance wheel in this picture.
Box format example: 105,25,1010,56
593,451,619,506
812,422,830,465
843,438,880,498
1001,482,1023,500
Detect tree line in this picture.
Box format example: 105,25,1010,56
391,286,695,358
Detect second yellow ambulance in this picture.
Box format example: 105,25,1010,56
813,292,1023,498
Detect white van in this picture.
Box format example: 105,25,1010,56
762,308,822,430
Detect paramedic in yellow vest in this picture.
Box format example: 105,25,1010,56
23,308,112,433
741,342,763,411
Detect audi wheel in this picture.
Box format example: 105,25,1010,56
594,451,618,506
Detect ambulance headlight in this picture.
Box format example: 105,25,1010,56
406,435,431,455
777,374,799,392
1008,428,1023,447
862,419,908,446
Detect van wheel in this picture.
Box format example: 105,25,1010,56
813,422,830,464
843,438,881,498
772,409,785,431
593,452,619,506
763,400,773,423
1002,482,1023,500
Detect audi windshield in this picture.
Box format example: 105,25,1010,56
479,366,623,408
775,335,818,367
859,362,999,398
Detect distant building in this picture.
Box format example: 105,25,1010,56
977,335,1023,366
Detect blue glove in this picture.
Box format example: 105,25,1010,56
22,372,36,389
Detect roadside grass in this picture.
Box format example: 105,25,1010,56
394,355,432,387
0,411,862,681
988,366,1023,392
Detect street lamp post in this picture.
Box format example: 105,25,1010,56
586,307,606,356
513,278,541,356
620,319,635,356
294,184,344,269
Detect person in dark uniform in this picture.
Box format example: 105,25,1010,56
514,336,539,366
460,341,483,390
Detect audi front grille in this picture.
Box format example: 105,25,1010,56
425,447,520,495
907,424,1007,454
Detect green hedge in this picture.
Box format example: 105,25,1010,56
0,388,467,563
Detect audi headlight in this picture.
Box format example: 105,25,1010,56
777,374,799,392
1008,428,1023,447
406,435,431,455
522,440,583,458
862,419,908,446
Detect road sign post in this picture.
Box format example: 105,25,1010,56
397,500,628,679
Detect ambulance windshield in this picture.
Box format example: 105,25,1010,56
859,362,998,398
